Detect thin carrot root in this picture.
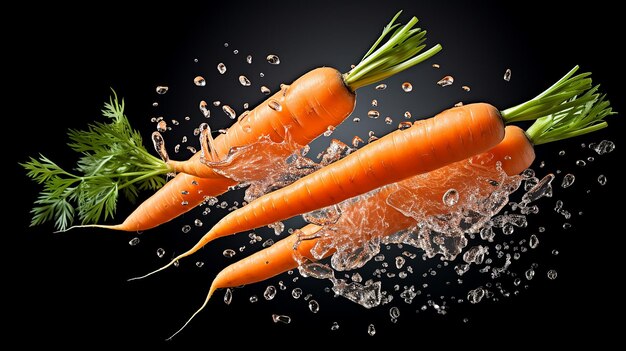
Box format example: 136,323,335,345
54,224,124,234
166,284,217,341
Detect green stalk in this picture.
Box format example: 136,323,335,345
343,10,442,91
500,66,594,123
525,86,615,146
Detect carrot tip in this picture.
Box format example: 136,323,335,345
54,224,123,234
165,284,217,340
127,258,180,282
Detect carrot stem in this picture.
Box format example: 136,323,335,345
343,11,441,90
500,66,594,123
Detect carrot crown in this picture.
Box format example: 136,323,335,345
343,11,442,91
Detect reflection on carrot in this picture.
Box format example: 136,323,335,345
167,86,614,338
134,66,596,279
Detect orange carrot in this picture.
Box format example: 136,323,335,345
23,12,442,231
131,65,598,279
168,79,616,336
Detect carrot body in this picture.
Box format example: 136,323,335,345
107,68,355,231
210,125,534,292
180,103,504,258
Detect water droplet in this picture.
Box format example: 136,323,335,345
157,120,167,132
266,54,280,64
353,117,360,123
454,102,464,107
442,188,459,206
597,174,607,185
375,84,387,90
437,75,454,87
525,268,535,280
181,225,191,233
323,125,335,137
561,174,575,188
371,99,378,107
547,270,558,280
233,49,239,54
264,285,277,300
563,222,571,229
272,314,291,324
576,160,586,167
590,140,615,155
194,76,206,86
587,156,595,162
308,300,320,313
222,105,236,119
529,234,539,249
151,132,169,162
260,86,271,95
368,110,380,119
152,102,159,107
389,306,400,319
368,134,378,143
404,111,412,119
217,63,227,74
259,72,265,77
224,288,232,305
394,256,405,269
384,116,393,125
249,295,258,303
552,249,559,256
503,68,512,81
292,288,302,299
223,42,229,47
238,75,251,87
156,248,165,258
268,99,282,111
461,85,471,92
128,237,140,246
196,261,204,268
331,322,340,330
246,55,252,64
398,121,412,130
156,86,168,94
402,82,413,92
558,150,566,156
223,249,236,258
352,136,364,147
367,324,376,336
199,100,210,118
194,219,203,227
432,63,440,68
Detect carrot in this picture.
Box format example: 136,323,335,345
166,85,615,338
22,11,442,231
130,65,598,280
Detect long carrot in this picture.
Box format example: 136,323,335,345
22,11,442,231
166,85,615,338
131,65,596,279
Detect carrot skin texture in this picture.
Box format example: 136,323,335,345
111,68,355,231
211,126,534,290
203,103,505,243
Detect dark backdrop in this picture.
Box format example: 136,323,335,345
7,0,624,347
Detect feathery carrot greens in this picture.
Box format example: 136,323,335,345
21,92,171,230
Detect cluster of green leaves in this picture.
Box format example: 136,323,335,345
343,10,442,90
22,92,170,231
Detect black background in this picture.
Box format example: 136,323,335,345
8,0,625,347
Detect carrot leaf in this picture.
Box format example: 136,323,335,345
526,87,616,145
343,11,442,91
21,91,172,230
500,66,595,123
